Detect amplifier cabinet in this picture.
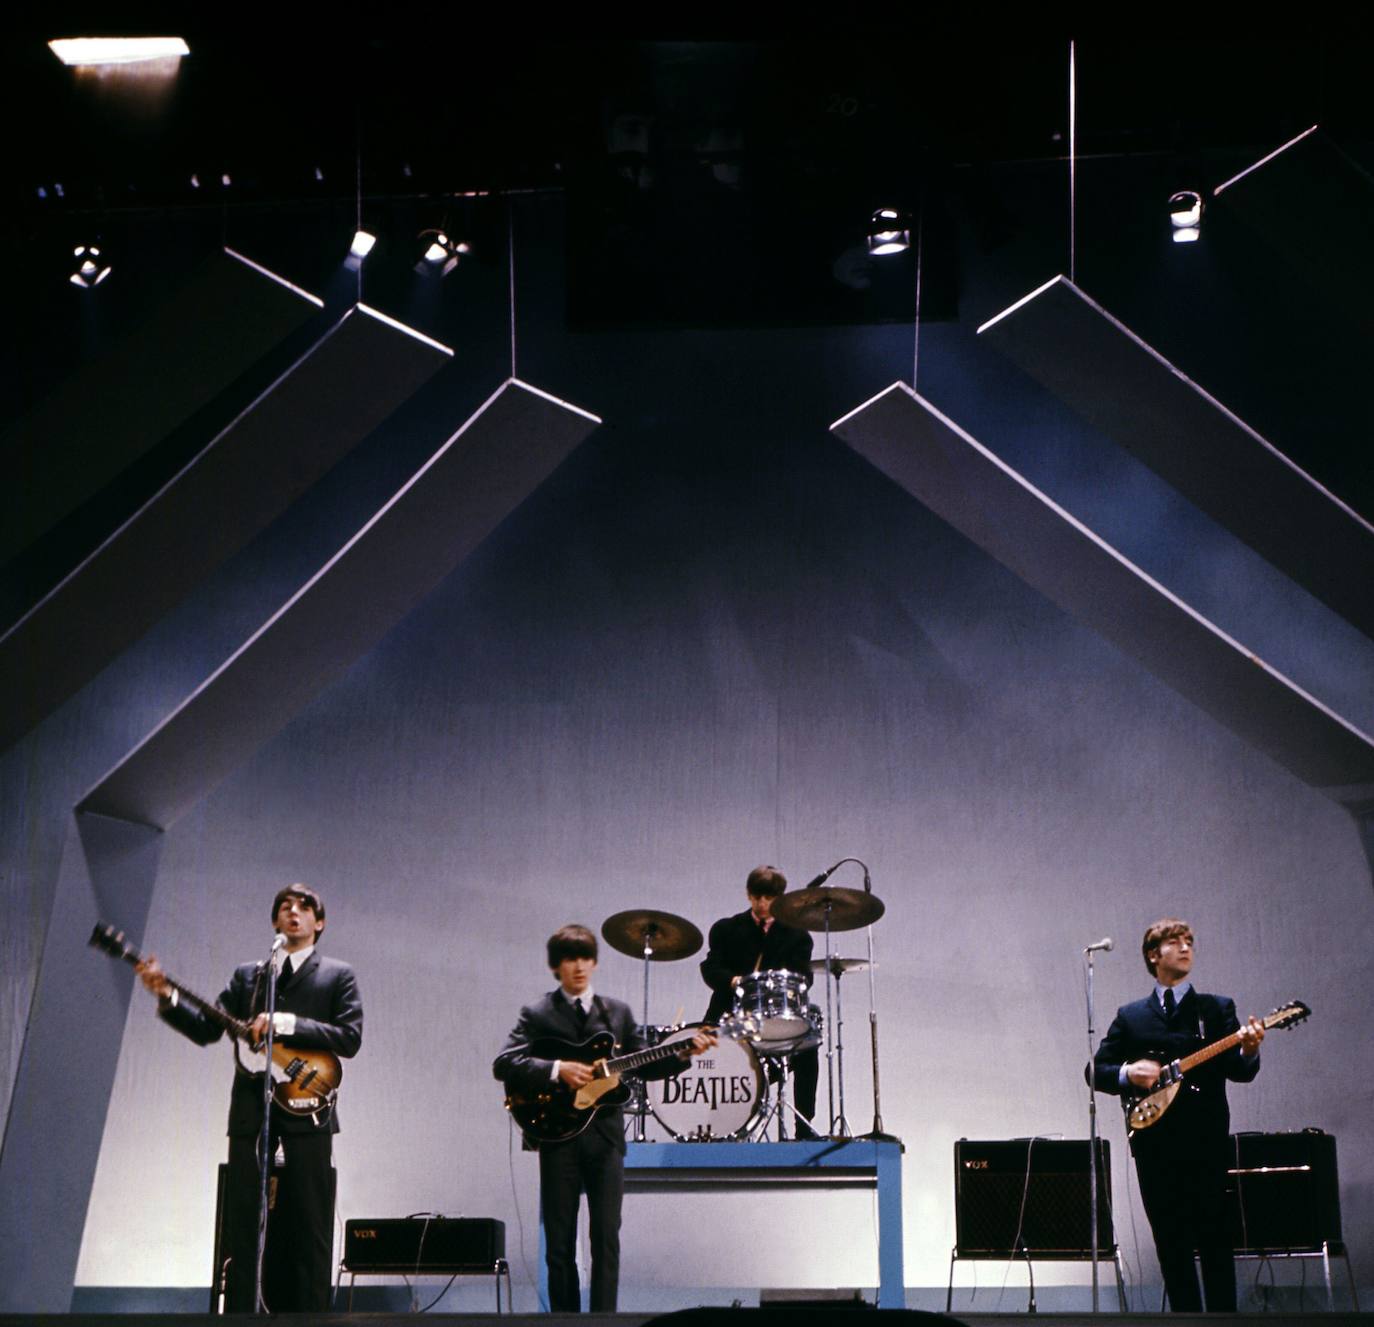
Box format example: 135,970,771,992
343,1216,505,1273
955,1138,1113,1258
1227,1130,1342,1254
211,1160,336,1314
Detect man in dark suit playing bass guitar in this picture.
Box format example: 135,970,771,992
136,884,363,1313
1093,917,1264,1313
494,924,712,1312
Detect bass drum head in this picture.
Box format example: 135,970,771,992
646,1023,764,1141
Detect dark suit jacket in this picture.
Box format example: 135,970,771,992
700,909,813,1024
160,950,363,1135
1093,988,1259,1159
494,989,676,1154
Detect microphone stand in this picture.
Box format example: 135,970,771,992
1083,945,1101,1314
254,941,283,1315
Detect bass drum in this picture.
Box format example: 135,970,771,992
646,1023,764,1141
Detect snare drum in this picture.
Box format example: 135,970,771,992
730,969,813,1052
646,1023,764,1141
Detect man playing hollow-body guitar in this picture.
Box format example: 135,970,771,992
494,924,712,1313
1093,918,1263,1313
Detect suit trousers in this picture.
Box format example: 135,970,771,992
224,1129,334,1313
539,1128,624,1313
1134,1141,1236,1312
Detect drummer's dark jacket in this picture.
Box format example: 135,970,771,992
493,989,678,1153
159,951,363,1135
700,909,814,1025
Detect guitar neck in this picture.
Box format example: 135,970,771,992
605,1038,688,1078
99,929,250,1040
1176,1009,1281,1074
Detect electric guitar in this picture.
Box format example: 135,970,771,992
503,1032,700,1144
1123,999,1310,1133
90,922,342,1119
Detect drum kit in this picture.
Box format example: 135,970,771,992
599,873,889,1143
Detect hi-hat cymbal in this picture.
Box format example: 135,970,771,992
602,909,704,961
772,886,885,933
809,956,875,976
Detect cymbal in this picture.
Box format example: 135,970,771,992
809,956,875,976
772,886,885,933
602,909,704,961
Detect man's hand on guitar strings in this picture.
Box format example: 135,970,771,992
558,1060,595,1089
1126,1059,1162,1089
1239,1016,1266,1056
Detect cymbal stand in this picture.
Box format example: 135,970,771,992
635,923,659,1143
859,917,897,1142
829,956,853,1138
818,896,854,1138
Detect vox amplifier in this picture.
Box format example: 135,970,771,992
343,1216,505,1273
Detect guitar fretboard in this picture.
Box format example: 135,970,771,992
605,1039,690,1077
1176,1006,1301,1074
91,924,250,1040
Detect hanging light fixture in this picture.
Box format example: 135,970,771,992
867,208,911,256
70,243,111,288
1169,190,1203,244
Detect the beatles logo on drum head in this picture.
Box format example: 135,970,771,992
647,1024,763,1140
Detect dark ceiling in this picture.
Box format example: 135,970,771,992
5,23,1372,528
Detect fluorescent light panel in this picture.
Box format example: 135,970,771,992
49,37,190,66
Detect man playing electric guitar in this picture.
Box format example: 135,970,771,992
494,924,713,1313
136,884,362,1313
1093,918,1264,1313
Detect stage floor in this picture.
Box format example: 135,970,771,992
5,1313,1373,1326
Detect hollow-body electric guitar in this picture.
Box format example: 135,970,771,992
90,922,342,1118
1124,999,1310,1133
503,1031,697,1144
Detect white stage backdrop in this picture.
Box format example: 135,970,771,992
3,229,1372,1308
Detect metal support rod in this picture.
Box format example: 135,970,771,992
1085,947,1101,1314
254,945,281,1315
636,926,656,1143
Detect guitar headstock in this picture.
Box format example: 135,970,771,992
89,922,137,963
1264,999,1311,1031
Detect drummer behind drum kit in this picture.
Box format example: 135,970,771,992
600,872,891,1144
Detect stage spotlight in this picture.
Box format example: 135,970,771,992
417,230,470,277
70,244,111,288
349,230,377,259
48,37,189,66
1169,190,1202,244
868,208,911,256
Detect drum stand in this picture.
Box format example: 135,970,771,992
751,1053,808,1142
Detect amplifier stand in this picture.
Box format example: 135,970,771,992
340,1258,512,1313
1160,1240,1360,1312
947,1245,1128,1314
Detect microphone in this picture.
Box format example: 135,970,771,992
1083,937,1114,953
804,862,843,890
271,933,288,952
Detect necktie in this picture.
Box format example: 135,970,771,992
1163,988,1176,1018
573,997,588,1030
281,958,294,984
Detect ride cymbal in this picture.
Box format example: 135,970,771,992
601,909,704,960
772,886,885,933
